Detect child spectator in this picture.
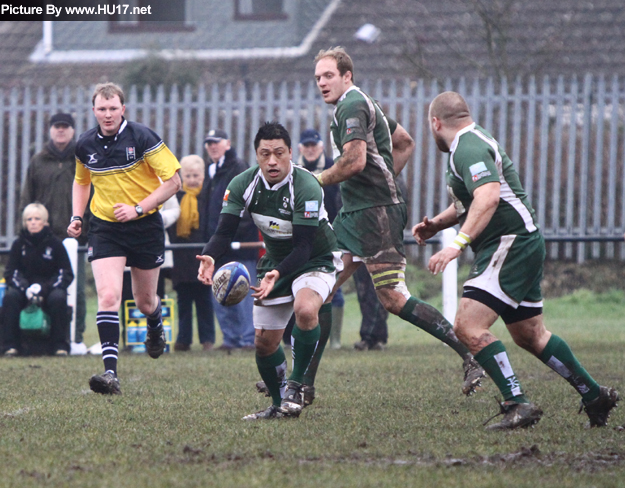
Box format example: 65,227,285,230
170,155,215,351
2,203,74,356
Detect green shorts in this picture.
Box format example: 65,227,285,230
464,232,545,307
333,204,407,264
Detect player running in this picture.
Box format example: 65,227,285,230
314,47,486,395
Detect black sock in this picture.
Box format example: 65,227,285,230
146,299,162,330
97,311,119,375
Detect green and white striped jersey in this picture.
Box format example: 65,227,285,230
221,163,337,265
446,123,539,253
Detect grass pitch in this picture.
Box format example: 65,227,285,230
1,289,624,487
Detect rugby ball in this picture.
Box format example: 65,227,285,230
212,261,251,306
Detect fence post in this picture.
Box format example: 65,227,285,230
63,238,78,347
441,228,458,324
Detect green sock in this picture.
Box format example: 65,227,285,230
399,296,470,359
290,324,321,384
539,334,600,402
474,341,528,403
256,347,287,406
303,303,332,386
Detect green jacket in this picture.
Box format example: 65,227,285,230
18,140,88,243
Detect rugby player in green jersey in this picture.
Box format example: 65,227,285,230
313,46,486,396
414,91,618,429
197,122,342,420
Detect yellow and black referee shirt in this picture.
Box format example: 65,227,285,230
75,118,181,222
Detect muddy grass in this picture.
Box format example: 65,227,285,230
543,260,625,297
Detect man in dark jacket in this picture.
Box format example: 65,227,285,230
200,129,258,350
18,113,88,350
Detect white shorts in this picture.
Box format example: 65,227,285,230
253,270,337,330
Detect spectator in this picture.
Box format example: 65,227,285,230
170,155,215,351
18,112,88,349
200,129,257,351
2,203,74,356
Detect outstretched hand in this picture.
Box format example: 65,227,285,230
412,216,438,246
251,270,279,300
196,255,215,285
428,247,462,275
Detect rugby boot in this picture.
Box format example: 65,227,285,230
281,380,305,415
89,371,121,395
302,385,315,406
462,356,487,396
484,400,542,430
144,324,166,359
579,386,619,428
257,380,315,406
243,405,291,420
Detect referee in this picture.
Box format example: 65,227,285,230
68,82,181,395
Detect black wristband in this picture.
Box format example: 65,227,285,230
70,216,83,224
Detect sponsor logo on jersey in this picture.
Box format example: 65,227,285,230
278,208,291,215
155,254,164,264
469,161,491,182
87,153,98,164
304,211,319,219
251,213,293,238
126,146,136,161
305,201,319,212
223,190,230,202
346,117,360,129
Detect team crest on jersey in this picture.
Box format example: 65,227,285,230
126,146,136,161
469,161,491,182
283,196,289,208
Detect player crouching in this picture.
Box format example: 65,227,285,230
197,122,341,419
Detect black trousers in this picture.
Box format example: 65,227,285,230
1,286,70,354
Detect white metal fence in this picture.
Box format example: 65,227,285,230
1,74,624,262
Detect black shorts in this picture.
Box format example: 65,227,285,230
87,212,165,270
462,286,543,325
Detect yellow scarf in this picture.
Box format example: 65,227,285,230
176,184,201,238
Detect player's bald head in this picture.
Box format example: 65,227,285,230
429,91,472,127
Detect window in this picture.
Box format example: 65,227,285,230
235,0,287,21
109,0,194,32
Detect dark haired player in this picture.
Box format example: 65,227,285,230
198,122,341,420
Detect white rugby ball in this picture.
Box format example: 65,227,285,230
212,261,251,306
